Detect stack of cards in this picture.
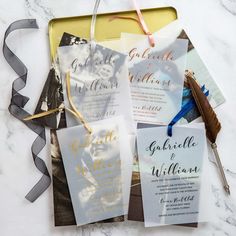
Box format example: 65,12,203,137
34,19,223,228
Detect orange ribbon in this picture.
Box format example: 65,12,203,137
131,0,155,47
109,0,155,47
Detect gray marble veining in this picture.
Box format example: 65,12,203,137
0,0,236,236
221,0,236,15
25,0,55,20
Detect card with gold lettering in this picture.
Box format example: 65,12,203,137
56,117,133,226
57,43,134,133
137,123,206,227
121,34,188,125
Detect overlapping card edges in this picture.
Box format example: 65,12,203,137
121,33,188,125
57,42,134,134
37,18,221,228
120,19,225,113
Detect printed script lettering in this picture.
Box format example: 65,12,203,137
145,136,199,178
127,44,182,124
129,48,173,62
139,129,203,225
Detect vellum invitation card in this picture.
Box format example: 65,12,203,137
57,117,133,226
35,33,88,129
121,34,188,125
57,43,134,133
51,128,125,226
121,20,225,124
137,124,206,227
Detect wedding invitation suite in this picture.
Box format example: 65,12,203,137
32,21,219,229
57,117,133,226
137,124,206,227
4,2,225,232
121,34,188,125
57,43,134,133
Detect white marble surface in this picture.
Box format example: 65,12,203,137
1,0,236,235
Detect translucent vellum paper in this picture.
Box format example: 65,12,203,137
121,34,188,125
56,117,133,226
34,33,88,129
137,123,210,227
121,21,225,124
57,43,134,133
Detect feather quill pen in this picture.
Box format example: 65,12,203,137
186,71,230,195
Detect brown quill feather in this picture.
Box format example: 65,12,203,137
186,72,221,143
186,71,230,194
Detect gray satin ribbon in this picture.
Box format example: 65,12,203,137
3,19,51,202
